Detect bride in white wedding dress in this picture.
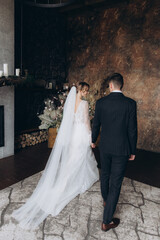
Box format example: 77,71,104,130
12,82,99,229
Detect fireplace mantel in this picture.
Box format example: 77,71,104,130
0,76,26,88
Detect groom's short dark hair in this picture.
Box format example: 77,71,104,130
106,73,124,90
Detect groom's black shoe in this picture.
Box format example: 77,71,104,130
101,218,120,232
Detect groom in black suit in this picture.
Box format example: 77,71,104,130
91,73,137,231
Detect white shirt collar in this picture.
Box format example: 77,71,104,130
112,90,122,93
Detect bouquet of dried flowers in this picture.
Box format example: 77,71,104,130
38,91,68,130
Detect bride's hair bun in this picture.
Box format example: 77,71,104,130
77,82,90,92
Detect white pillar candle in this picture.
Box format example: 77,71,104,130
3,63,8,77
48,82,52,89
16,68,20,76
0,70,3,77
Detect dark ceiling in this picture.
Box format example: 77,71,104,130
16,0,129,12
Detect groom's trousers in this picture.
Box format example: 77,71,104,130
100,151,128,224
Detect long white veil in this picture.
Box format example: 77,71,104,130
12,86,77,229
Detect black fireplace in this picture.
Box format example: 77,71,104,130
0,106,4,147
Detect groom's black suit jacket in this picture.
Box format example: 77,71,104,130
92,92,137,156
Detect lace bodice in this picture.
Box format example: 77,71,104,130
74,100,91,133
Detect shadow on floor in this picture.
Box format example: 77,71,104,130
0,142,159,190
93,147,160,188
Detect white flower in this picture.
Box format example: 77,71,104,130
44,109,51,115
50,110,57,119
39,123,50,130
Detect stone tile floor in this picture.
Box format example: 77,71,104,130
0,172,160,240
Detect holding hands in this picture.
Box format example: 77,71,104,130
128,154,136,161
91,143,96,148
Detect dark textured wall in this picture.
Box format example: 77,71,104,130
67,0,160,152
22,6,66,82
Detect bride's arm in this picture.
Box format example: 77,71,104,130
84,101,91,134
